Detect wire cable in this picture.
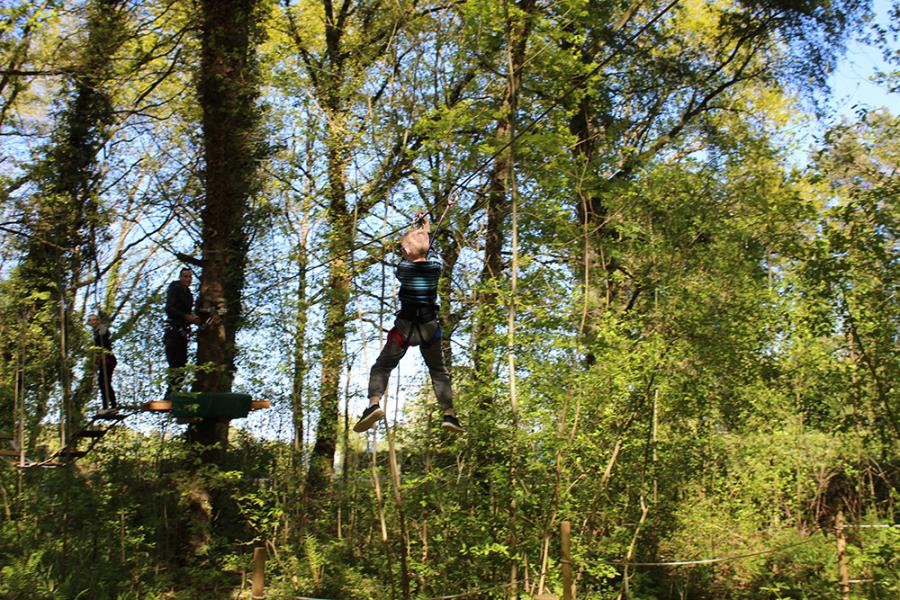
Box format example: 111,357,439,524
261,0,683,290
608,534,822,567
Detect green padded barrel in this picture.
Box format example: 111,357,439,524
171,392,252,419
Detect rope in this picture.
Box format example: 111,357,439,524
289,580,518,600
255,0,683,298
610,536,820,567
422,580,518,599
426,197,456,251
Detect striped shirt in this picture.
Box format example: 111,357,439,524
397,249,442,308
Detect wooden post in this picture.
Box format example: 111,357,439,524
836,510,849,600
15,355,25,467
252,546,266,599
561,520,573,600
386,427,412,599
119,510,126,563
652,389,658,504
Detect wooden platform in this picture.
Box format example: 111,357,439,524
142,398,270,414
143,400,173,412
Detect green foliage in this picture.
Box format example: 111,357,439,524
847,524,900,598
0,550,67,599
0,0,896,598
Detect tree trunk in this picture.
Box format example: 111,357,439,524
191,0,261,447
437,236,461,371
471,0,535,393
305,130,353,513
291,211,310,464
302,0,355,517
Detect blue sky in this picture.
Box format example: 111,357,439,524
828,0,898,116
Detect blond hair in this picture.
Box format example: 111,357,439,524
401,229,430,260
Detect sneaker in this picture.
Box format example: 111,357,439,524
440,414,464,433
353,404,385,432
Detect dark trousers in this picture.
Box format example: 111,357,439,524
164,328,188,398
368,318,453,411
97,356,117,410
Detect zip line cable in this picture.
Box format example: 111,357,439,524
287,581,518,600
432,0,682,213
610,532,824,567
252,0,681,300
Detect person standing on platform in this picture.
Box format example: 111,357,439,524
164,267,201,398
87,314,117,413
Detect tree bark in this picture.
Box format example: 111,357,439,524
302,0,355,508
305,128,353,512
471,0,535,394
291,211,310,464
191,0,262,447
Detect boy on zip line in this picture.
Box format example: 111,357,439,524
353,212,463,434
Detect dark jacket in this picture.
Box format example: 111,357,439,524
165,281,194,328
92,325,116,366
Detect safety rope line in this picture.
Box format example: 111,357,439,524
256,0,683,296
427,197,456,251
427,0,683,226
610,535,820,567
422,580,518,599
287,580,518,600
